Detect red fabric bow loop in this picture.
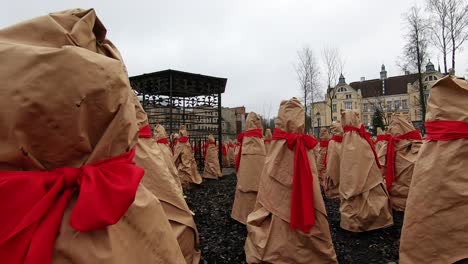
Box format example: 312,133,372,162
0,148,143,264
272,128,318,233
384,130,422,191
344,125,382,169
235,129,263,172
178,136,189,144
426,120,468,141
156,138,169,144
138,124,152,138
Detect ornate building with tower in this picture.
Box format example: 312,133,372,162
311,62,444,135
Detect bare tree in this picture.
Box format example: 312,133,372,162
446,0,468,73
260,101,274,130
295,46,321,133
426,0,451,73
401,6,429,131
322,46,345,122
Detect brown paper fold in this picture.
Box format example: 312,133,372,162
324,122,343,199
203,134,222,179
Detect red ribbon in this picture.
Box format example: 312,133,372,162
272,128,318,233
319,140,329,148
222,145,228,156
0,148,143,264
138,124,152,138
384,130,422,191
264,139,272,143
156,138,169,144
235,129,263,172
177,136,189,145
376,134,392,143
426,120,468,141
331,135,343,143
344,125,382,169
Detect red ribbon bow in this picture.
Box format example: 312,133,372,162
384,130,422,191
177,136,189,144
344,125,382,169
138,124,152,138
235,129,263,172
264,139,272,143
272,128,318,233
156,138,169,144
376,134,392,143
0,148,143,264
426,120,468,141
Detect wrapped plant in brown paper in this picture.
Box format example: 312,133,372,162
154,124,183,191
244,98,337,263
231,112,266,224
384,113,422,211
203,134,222,179
400,76,468,264
173,125,203,186
0,9,186,264
324,122,344,199
340,110,393,232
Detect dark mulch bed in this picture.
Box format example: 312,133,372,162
185,173,403,264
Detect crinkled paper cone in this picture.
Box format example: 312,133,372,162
0,9,185,263
317,128,331,188
231,112,266,224
245,98,337,263
339,110,393,232
264,128,272,154
400,77,468,264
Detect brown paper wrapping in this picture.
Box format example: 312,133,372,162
376,127,388,179
227,140,236,167
324,122,343,199
133,100,201,264
399,77,468,264
203,134,222,179
154,124,183,191
173,125,203,186
0,9,186,263
317,128,331,188
222,143,229,167
231,112,266,224
386,113,423,211
245,98,337,263
339,110,393,232
264,128,272,153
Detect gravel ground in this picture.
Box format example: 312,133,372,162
185,172,404,264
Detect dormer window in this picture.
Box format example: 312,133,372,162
337,87,347,93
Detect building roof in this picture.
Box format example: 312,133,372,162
349,73,419,98
130,69,227,97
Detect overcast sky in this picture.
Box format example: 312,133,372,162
1,0,467,115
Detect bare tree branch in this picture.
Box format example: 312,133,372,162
426,0,451,73
322,46,345,122
295,46,321,133
446,0,468,72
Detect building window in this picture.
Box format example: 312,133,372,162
387,101,392,111
402,99,408,109
317,118,321,127
370,104,375,112
363,103,369,112
345,94,352,99
394,100,400,110
345,101,352,110
333,116,338,121
363,115,368,124
332,104,337,113
338,87,347,92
